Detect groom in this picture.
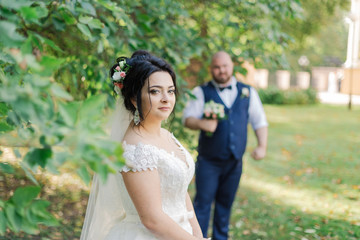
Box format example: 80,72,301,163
183,51,268,240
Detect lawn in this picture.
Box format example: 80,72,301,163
227,104,360,240
1,104,360,239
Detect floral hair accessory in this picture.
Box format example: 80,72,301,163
112,58,131,95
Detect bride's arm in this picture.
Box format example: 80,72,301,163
186,192,203,238
122,170,207,240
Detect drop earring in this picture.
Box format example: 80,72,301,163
134,109,140,125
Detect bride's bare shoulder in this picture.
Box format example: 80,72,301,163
122,127,142,146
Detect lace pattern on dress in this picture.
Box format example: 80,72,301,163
121,142,159,172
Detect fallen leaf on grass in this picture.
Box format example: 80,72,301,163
331,178,342,184
304,229,316,234
281,148,292,160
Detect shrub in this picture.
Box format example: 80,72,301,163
258,87,319,105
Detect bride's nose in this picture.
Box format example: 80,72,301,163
161,92,169,102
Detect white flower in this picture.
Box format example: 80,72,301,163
119,60,125,68
241,87,249,97
112,71,121,81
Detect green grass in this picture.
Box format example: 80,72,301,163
227,104,360,240
1,104,360,239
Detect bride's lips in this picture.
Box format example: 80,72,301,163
159,107,171,111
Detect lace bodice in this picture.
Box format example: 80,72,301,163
119,135,195,222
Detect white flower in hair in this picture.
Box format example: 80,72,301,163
112,71,122,81
119,60,125,68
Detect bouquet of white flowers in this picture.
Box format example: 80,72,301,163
203,100,226,136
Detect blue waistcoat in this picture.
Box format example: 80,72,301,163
198,81,250,161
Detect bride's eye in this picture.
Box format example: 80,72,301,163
168,89,175,94
149,89,160,94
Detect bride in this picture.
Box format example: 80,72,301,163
80,50,208,240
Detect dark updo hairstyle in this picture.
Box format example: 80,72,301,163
109,50,177,122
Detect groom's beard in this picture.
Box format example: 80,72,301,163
213,74,232,85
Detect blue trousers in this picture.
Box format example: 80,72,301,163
193,155,243,240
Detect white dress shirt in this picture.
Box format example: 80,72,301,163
183,77,268,130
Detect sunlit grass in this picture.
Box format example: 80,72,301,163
228,104,360,240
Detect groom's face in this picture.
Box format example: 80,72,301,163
211,54,234,84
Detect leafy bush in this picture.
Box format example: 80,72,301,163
258,87,319,105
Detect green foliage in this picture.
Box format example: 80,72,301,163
281,0,350,71
258,87,319,105
2,186,58,235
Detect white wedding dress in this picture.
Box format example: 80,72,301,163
106,136,195,239
81,133,195,240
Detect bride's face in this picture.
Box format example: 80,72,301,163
140,71,176,122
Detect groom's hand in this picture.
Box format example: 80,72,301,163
200,119,218,133
251,146,266,160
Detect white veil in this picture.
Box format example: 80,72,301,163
80,97,132,240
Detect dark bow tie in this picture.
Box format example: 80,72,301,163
219,85,232,91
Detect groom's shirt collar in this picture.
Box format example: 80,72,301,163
211,77,237,92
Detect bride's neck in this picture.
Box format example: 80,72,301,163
134,119,162,137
